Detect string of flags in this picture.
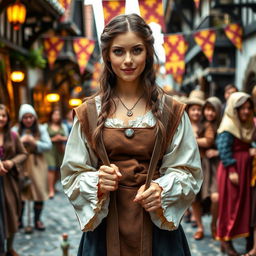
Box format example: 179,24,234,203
44,0,243,86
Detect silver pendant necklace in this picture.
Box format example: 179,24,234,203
117,94,143,117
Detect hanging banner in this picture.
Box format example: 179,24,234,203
194,0,200,9
73,38,95,75
102,0,125,26
163,34,186,77
194,29,216,62
224,23,243,51
91,62,102,89
138,0,165,32
58,0,72,21
44,37,65,69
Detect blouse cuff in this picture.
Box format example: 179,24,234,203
150,175,184,230
70,171,110,231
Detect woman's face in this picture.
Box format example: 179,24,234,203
204,105,217,122
22,113,36,128
188,105,202,122
52,110,61,124
0,109,8,130
237,100,253,123
109,31,147,84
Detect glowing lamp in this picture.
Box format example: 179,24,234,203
46,93,60,103
69,98,82,107
7,1,27,30
11,70,25,82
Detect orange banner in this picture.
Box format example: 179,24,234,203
138,0,165,32
44,37,65,69
224,23,243,51
194,0,200,9
194,29,216,62
163,34,187,77
102,0,125,26
91,62,102,90
73,38,95,75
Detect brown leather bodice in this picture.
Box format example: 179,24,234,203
103,127,159,256
102,127,160,187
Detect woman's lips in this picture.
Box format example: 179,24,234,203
121,68,136,74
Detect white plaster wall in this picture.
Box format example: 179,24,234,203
235,34,256,90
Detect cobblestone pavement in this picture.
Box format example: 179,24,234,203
14,183,247,256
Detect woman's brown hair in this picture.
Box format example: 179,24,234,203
0,104,15,157
92,13,165,148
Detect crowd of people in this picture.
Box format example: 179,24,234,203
0,104,72,256
176,84,256,256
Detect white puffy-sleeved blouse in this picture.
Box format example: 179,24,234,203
61,96,203,232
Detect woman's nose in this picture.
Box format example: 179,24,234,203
124,52,132,64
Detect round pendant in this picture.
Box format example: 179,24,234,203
124,128,135,138
127,110,133,117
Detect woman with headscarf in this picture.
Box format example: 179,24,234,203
13,104,52,232
201,97,222,239
216,92,255,256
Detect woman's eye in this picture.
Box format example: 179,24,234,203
133,47,143,55
113,49,123,55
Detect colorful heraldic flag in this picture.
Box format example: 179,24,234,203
102,0,125,26
58,0,72,21
194,29,216,62
73,38,95,75
91,62,102,89
44,37,65,69
224,23,243,51
138,0,165,32
163,34,186,78
194,0,200,9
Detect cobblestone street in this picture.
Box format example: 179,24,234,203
14,183,247,256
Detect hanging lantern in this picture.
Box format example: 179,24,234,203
11,70,25,82
46,93,60,103
69,98,82,107
7,1,27,31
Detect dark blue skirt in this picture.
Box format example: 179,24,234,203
77,218,191,256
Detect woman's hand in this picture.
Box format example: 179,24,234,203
205,149,219,158
134,182,162,212
229,172,239,185
21,135,36,145
249,148,256,157
98,164,122,194
2,160,14,170
0,161,8,176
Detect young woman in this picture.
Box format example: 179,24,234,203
13,104,52,231
61,14,202,256
201,97,222,239
0,104,27,256
44,109,68,199
185,92,215,241
216,92,254,256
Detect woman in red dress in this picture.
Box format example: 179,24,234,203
216,92,255,256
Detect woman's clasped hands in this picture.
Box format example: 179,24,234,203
97,164,162,212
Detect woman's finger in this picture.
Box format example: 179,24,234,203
99,171,118,181
99,178,117,187
99,165,116,175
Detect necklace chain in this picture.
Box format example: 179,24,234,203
117,94,143,117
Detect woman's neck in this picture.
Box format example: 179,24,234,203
115,80,143,98
190,120,200,126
